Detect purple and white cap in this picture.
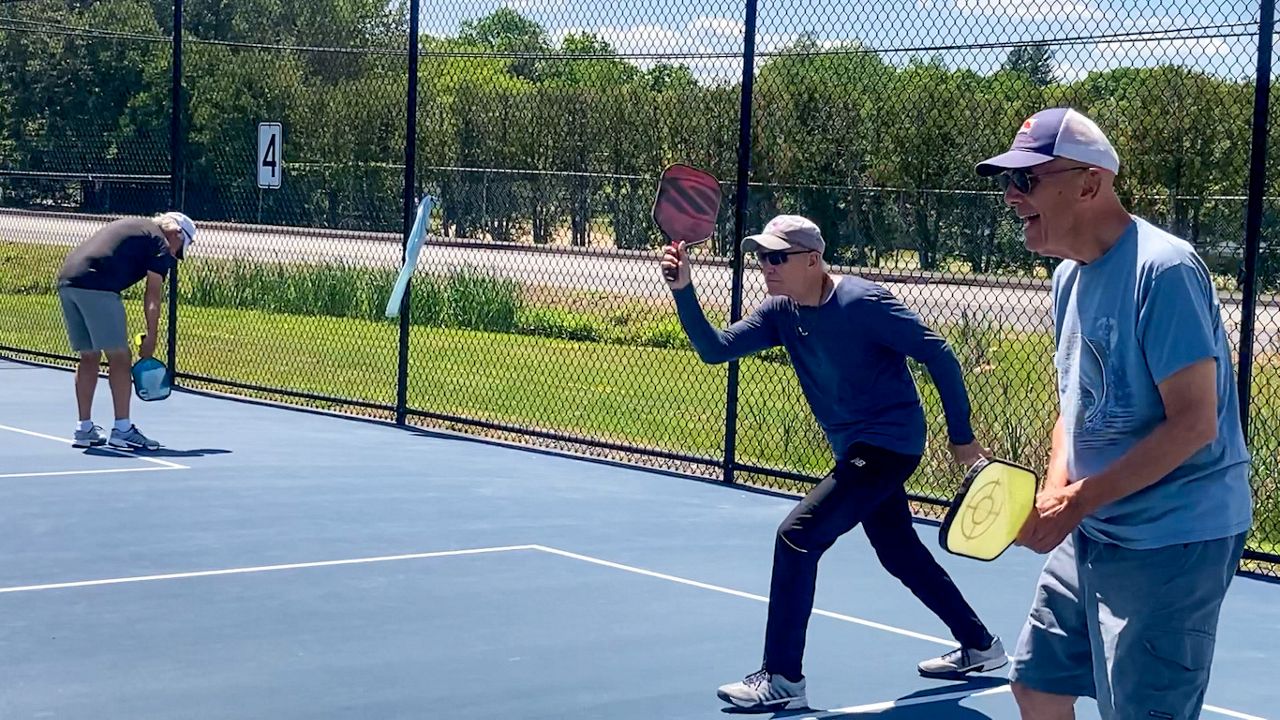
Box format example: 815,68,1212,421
976,108,1120,177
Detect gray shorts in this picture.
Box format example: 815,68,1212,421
57,286,128,353
1009,529,1246,719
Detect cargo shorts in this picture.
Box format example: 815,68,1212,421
1009,529,1246,720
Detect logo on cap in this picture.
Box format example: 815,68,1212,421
1019,118,1036,134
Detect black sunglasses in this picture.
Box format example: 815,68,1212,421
996,166,1089,194
756,250,812,266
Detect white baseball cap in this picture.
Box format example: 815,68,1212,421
159,211,197,258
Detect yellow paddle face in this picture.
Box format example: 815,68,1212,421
941,460,1037,561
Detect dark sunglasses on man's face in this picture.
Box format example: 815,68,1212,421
756,250,812,266
996,166,1089,194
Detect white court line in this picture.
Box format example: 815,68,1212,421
0,545,536,594
530,545,957,647
1202,706,1272,720
0,542,953,646
0,467,184,480
530,546,1270,720
0,423,188,470
0,542,1265,720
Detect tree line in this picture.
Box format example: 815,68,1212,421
0,1,1274,286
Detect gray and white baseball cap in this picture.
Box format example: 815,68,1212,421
742,215,825,254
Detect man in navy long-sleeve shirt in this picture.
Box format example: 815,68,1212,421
662,215,1006,711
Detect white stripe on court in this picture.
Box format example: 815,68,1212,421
530,546,1272,720
0,466,184,480
0,545,536,594
530,545,958,647
1202,705,1272,720
0,423,189,470
0,542,1266,720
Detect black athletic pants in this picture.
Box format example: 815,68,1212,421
762,443,993,680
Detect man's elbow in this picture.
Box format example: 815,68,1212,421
1193,417,1219,448
695,346,732,365
1178,409,1219,451
921,346,960,372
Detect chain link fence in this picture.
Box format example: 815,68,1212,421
1,0,1277,575
0,3,174,366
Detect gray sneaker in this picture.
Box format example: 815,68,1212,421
918,636,1008,679
109,425,160,451
717,669,807,711
72,425,107,448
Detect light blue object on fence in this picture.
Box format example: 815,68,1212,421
385,194,437,319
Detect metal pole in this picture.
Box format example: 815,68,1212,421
1239,0,1274,436
396,0,420,425
167,0,184,376
723,0,758,484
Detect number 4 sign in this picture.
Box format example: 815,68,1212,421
257,122,282,189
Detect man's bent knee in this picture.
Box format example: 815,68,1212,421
1011,682,1075,720
776,526,812,554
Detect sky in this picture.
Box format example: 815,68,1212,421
416,0,1264,83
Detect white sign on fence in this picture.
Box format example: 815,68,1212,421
257,122,282,189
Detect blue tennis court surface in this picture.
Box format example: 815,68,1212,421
1,357,1276,719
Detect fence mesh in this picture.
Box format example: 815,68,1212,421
0,0,1276,571
402,1,745,472
0,3,172,366
173,3,408,411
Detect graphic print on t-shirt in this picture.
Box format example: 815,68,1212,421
1058,316,1136,449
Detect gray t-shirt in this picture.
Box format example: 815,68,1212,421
57,218,172,294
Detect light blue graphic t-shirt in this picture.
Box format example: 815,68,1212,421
1053,216,1253,549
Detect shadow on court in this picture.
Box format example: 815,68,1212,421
84,446,233,459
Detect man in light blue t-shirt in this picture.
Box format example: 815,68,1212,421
976,108,1253,719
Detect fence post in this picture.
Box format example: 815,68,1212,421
1239,0,1275,436
723,0,759,484
395,0,421,426
167,0,184,376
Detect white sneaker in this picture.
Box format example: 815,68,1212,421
72,425,106,448
918,636,1008,679
109,425,160,451
717,668,807,711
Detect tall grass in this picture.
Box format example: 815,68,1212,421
180,258,525,333
178,255,719,354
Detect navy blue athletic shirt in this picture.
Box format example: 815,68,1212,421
672,276,975,459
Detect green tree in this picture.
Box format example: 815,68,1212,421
753,37,891,263
869,59,987,270
540,32,638,88
1002,44,1056,87
458,8,549,81
0,1,171,211
643,63,697,93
